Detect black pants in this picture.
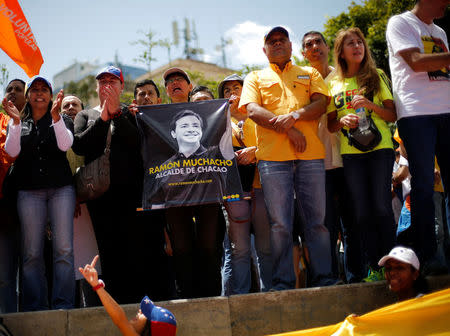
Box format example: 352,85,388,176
87,186,140,304
131,210,176,301
166,203,225,299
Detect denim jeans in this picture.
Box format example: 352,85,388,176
342,149,396,273
398,114,450,263
258,159,332,289
221,232,232,296
0,198,19,313
225,189,272,294
17,185,76,311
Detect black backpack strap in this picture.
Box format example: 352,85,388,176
340,127,353,146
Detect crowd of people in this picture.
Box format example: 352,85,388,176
0,0,449,321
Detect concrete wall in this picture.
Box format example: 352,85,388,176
2,276,449,336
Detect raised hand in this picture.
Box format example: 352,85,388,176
104,84,121,117
51,89,64,122
99,97,110,122
78,255,100,287
2,98,21,125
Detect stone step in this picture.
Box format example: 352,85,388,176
2,275,450,336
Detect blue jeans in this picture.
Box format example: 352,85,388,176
221,232,232,296
258,159,332,289
17,185,76,311
398,114,450,262
342,149,396,273
225,189,272,294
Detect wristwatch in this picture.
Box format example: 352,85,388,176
291,111,300,120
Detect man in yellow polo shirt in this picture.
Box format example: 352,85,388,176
239,26,336,289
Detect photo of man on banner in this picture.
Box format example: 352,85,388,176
136,99,242,209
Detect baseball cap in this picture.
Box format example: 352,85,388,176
96,65,124,83
163,67,191,85
217,73,244,98
140,296,177,336
264,26,289,44
378,246,420,271
25,76,52,96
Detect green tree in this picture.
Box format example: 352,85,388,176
159,38,173,65
120,91,135,105
237,64,264,77
0,64,9,92
131,30,160,73
185,70,220,98
64,75,97,106
292,54,309,67
323,0,416,75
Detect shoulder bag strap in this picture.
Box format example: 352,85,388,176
231,123,246,148
104,123,113,153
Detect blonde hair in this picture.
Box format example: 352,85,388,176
333,27,380,97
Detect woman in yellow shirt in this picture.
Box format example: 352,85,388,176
327,27,397,282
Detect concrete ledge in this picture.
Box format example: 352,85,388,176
228,281,396,336
2,309,68,336
2,275,449,336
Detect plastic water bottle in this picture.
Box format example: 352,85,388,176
356,107,369,131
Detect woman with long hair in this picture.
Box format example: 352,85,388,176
3,76,76,311
327,28,397,282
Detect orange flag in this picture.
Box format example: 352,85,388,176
0,0,43,77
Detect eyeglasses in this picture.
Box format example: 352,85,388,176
166,76,186,85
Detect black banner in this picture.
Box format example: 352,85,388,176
136,99,243,209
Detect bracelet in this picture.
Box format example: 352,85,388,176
110,109,122,119
92,279,105,291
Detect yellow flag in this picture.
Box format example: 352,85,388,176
270,288,450,336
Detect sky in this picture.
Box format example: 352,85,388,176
0,0,359,97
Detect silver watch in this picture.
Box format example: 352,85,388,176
291,111,300,120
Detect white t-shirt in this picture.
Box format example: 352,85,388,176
386,11,450,120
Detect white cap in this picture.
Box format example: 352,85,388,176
378,246,420,271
